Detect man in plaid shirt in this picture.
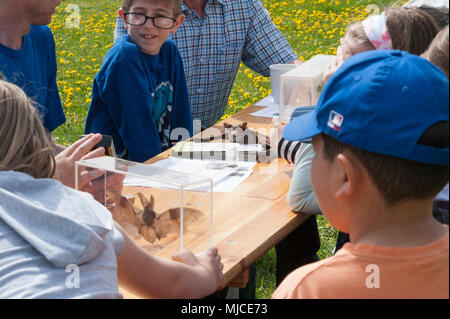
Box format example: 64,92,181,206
114,0,300,129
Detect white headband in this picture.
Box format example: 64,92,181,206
362,13,391,50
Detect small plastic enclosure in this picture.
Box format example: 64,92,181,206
75,156,213,255
279,55,335,122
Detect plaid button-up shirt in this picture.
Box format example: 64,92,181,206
115,0,297,128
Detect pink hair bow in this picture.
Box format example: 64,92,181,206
362,13,391,50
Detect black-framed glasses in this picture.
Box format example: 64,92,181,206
124,12,176,29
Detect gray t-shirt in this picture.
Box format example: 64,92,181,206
0,171,124,299
286,143,321,214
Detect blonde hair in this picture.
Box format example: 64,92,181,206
423,26,449,78
346,7,439,55
0,80,55,179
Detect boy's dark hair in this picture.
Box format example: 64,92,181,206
321,122,449,206
122,0,183,16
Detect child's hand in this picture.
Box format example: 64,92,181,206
172,247,224,297
54,134,126,204
54,134,105,188
323,39,353,84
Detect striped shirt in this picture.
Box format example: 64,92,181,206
278,138,303,164
115,0,297,128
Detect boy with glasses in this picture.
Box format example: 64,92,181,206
115,0,301,130
85,0,193,162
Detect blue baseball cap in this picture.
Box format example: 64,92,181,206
283,50,449,166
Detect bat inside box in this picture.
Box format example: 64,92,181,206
75,156,213,254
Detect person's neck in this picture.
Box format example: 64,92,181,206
349,197,448,247
183,0,208,18
0,10,30,50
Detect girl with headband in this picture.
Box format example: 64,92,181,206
273,7,443,272
278,7,440,211
324,7,439,83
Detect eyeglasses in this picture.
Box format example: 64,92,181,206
124,12,176,29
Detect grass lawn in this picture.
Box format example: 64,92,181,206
49,0,403,299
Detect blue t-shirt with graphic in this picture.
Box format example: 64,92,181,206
85,35,193,162
0,26,66,132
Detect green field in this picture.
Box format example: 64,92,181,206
49,0,402,299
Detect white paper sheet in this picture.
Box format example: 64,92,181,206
254,95,278,107
250,95,280,118
123,158,256,193
213,169,254,192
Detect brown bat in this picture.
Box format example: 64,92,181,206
196,122,271,148
107,191,203,244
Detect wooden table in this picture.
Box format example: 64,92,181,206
120,105,310,298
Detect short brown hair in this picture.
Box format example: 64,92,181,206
0,80,55,179
320,122,449,206
423,26,449,78
346,7,440,56
122,0,183,16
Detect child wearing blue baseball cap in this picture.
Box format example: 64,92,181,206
272,50,449,299
273,7,445,284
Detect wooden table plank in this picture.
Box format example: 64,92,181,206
119,105,310,298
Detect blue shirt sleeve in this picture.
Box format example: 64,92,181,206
94,58,162,162
43,28,66,132
241,0,298,77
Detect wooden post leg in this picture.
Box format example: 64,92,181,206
228,268,250,288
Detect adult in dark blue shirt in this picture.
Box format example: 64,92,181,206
0,0,112,193
0,25,65,133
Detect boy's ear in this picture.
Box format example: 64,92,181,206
119,8,129,31
171,14,185,34
334,153,361,200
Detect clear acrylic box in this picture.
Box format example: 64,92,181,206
75,156,213,254
279,55,335,122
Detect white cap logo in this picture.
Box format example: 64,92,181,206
328,111,344,132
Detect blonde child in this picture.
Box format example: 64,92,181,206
0,80,223,299
273,50,449,299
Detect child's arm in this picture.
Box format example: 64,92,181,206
286,143,321,214
115,223,224,299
